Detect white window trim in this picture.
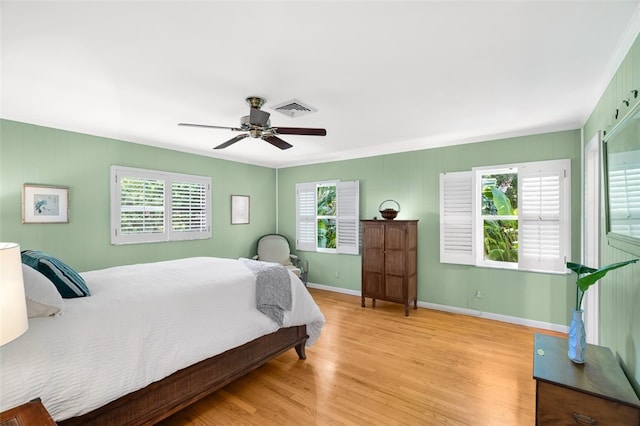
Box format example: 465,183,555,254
110,165,211,245
295,180,360,254
440,159,570,274
583,132,601,344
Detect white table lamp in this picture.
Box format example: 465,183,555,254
0,242,28,345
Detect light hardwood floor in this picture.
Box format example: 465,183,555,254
158,289,565,425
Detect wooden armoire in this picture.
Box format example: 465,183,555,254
360,220,418,316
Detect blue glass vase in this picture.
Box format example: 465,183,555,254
568,309,586,363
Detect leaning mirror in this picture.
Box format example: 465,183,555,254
603,101,640,255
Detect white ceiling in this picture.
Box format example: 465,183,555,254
2,1,640,169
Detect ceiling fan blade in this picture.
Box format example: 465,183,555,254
214,133,249,149
263,135,293,150
249,108,270,126
273,127,327,136
178,123,243,131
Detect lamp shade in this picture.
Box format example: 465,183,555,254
0,242,28,345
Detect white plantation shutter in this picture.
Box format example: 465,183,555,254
440,171,475,265
518,160,570,273
296,182,317,251
111,166,211,244
169,179,211,241
119,176,165,235
113,171,166,244
336,180,360,254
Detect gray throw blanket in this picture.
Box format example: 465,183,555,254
240,258,292,326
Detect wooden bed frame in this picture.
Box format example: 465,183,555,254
59,325,308,426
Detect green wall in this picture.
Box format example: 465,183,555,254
277,129,581,327
0,119,276,272
583,34,640,393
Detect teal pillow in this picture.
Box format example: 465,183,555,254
21,250,90,298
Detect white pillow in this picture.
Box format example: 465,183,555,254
22,264,65,318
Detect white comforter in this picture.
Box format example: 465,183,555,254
0,257,325,421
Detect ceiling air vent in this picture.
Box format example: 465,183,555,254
270,99,317,118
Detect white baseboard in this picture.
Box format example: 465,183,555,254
308,282,361,296
307,282,569,334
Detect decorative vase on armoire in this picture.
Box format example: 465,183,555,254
567,309,586,364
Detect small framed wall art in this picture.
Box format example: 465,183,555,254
231,195,250,225
22,184,69,224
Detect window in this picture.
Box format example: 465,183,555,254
440,159,570,274
316,184,337,250
110,166,211,245
479,168,518,267
296,180,359,254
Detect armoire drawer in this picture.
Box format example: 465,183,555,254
537,380,640,425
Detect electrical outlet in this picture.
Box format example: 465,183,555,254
335,271,340,279
475,290,483,299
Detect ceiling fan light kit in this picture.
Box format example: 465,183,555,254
178,97,326,150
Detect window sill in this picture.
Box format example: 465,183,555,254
474,263,569,276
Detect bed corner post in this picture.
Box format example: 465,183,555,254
295,341,307,359
294,330,309,360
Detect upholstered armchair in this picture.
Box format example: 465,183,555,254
253,234,308,285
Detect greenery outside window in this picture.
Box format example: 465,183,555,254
111,166,211,245
480,169,518,267
317,184,337,250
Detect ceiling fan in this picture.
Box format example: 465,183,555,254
178,97,327,150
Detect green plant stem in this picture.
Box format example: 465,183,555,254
576,274,584,311
577,289,584,312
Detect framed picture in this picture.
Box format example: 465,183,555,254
231,195,250,225
22,184,69,224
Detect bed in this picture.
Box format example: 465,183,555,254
0,256,325,425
